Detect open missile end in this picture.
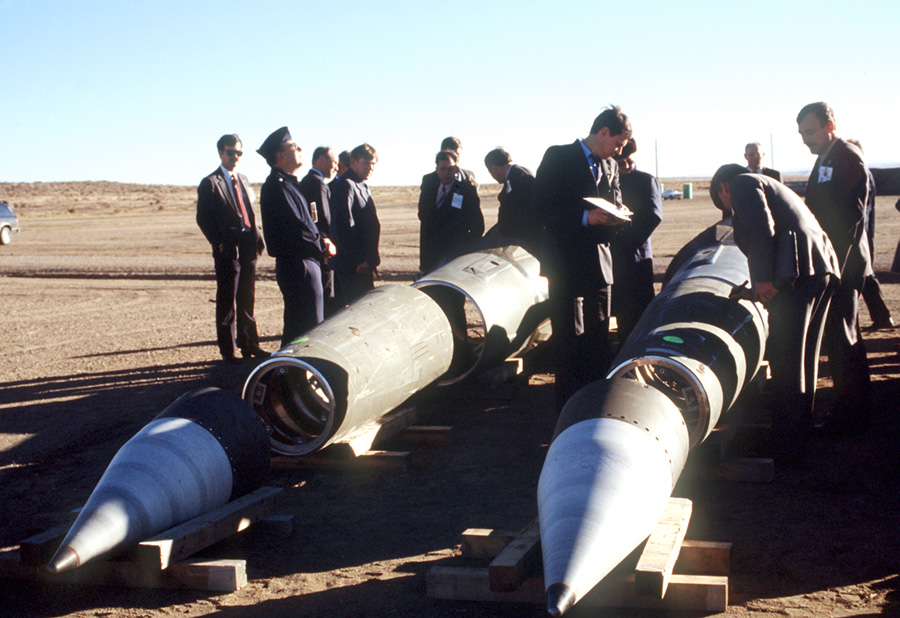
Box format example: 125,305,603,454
546,582,575,617
47,546,79,574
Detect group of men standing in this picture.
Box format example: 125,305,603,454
196,103,885,460
196,128,380,358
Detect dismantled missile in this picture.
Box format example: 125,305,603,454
413,242,550,385
47,387,269,574
538,225,767,615
538,378,688,616
243,284,454,456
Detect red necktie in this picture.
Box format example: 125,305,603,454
232,174,251,229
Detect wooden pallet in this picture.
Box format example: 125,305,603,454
0,486,284,592
427,498,730,612
270,405,452,472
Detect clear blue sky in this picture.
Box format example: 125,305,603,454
2,0,898,186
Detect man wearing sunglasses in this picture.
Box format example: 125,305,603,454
196,133,268,364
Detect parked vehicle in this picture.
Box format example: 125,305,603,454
661,188,683,200
0,202,19,245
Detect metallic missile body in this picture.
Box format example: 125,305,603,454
538,223,767,614
243,284,454,456
413,242,550,385
47,387,269,573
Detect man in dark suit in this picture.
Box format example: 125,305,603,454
744,142,782,182
257,127,335,347
533,106,632,410
298,146,341,316
420,136,478,199
418,150,484,274
611,138,663,344
330,143,381,304
196,134,268,363
712,165,840,462
797,101,873,435
484,147,539,249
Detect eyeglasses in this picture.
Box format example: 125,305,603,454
282,142,301,152
225,149,243,157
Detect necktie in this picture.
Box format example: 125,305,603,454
232,174,251,229
589,155,602,183
437,185,448,206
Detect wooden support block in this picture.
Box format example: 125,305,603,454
488,518,541,592
168,558,247,591
339,407,418,456
402,425,453,445
427,568,728,612
427,566,545,604
18,523,71,566
274,449,410,472
137,486,282,570
357,450,411,471
479,358,524,387
460,528,516,559
0,551,247,592
678,540,731,575
634,497,692,598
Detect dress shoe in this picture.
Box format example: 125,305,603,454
241,345,270,359
222,354,244,365
864,317,894,331
813,411,871,437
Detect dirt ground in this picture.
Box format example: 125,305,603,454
1,179,899,618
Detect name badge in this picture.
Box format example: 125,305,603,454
451,193,464,209
818,166,833,183
309,200,318,222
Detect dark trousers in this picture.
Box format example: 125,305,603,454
212,237,259,358
548,279,612,411
275,256,323,348
765,274,835,459
822,277,873,429
611,258,655,345
322,265,342,318
862,274,892,325
336,270,374,305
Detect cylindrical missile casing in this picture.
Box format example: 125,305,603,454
243,284,454,456
539,378,689,615
609,242,768,446
47,387,269,573
412,243,550,385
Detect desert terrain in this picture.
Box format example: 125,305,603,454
1,178,899,618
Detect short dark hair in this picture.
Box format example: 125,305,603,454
440,136,462,151
338,150,351,167
796,102,834,127
435,150,459,165
619,138,637,158
312,146,333,162
589,106,631,138
217,134,241,152
709,164,748,211
350,143,377,162
484,148,512,168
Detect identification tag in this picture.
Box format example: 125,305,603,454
818,166,833,183
451,193,464,209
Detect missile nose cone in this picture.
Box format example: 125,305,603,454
47,545,79,574
546,583,575,617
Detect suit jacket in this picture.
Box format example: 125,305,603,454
297,169,332,237
747,167,783,182
196,167,264,255
730,174,839,288
613,168,662,263
259,168,326,260
420,167,478,195
417,176,484,272
495,164,538,246
533,140,621,288
330,169,381,273
805,138,870,287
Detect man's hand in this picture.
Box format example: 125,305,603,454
587,208,627,226
324,238,336,257
754,281,778,302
